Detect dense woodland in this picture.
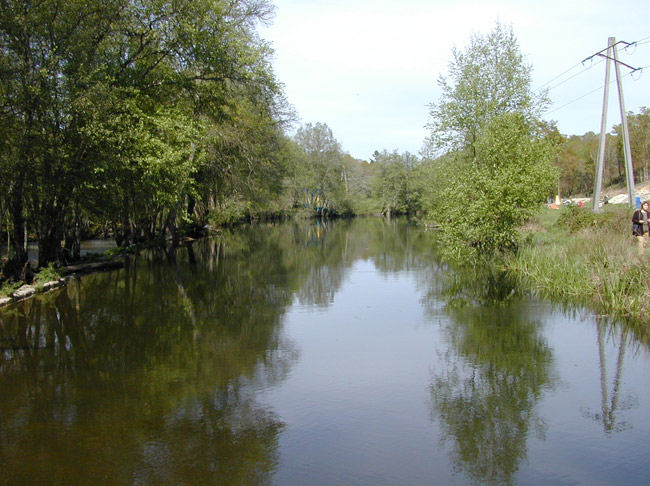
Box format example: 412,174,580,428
0,2,647,280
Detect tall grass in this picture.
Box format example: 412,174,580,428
509,205,650,326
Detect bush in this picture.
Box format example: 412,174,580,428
556,205,629,234
510,205,650,334
34,262,62,285
208,198,251,226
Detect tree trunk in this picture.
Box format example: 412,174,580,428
8,178,28,272
63,210,82,263
38,222,64,268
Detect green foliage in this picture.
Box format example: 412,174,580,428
34,263,62,286
555,106,650,198
425,21,548,156
510,206,650,329
0,281,22,298
290,122,348,215
369,150,418,215
555,132,598,196
423,113,558,261
556,205,628,233
420,22,557,263
0,0,287,273
208,198,252,226
613,107,650,183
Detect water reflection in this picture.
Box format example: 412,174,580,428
1,219,648,485
580,319,638,434
0,229,300,484
427,269,557,485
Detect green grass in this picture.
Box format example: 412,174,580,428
509,205,650,338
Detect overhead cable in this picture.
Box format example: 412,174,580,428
543,65,646,116
537,37,647,94
534,62,584,92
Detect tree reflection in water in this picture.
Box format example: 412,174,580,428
427,266,557,486
2,219,646,484
0,229,300,484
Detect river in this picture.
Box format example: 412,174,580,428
1,218,649,485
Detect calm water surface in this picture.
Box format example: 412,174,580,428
1,219,649,485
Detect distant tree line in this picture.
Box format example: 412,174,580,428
555,108,650,198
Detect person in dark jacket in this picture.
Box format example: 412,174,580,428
632,200,650,254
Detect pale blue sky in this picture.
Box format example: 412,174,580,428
261,0,650,160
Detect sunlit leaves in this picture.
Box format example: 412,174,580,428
426,21,548,156
0,0,286,267
369,150,417,216
292,122,348,214
424,113,558,261
420,23,557,262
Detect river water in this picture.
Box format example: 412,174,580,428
1,218,649,485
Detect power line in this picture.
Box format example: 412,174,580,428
543,64,647,116
535,36,648,94
540,37,647,116
534,62,583,92
543,86,603,115
543,58,604,93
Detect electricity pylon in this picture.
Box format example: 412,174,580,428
591,37,638,211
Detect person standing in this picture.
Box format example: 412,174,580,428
632,201,650,254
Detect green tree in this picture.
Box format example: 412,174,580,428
0,0,130,270
0,0,286,275
613,107,650,183
556,132,599,196
425,21,548,158
292,122,348,215
429,114,557,260
421,23,556,261
370,150,418,217
629,107,650,182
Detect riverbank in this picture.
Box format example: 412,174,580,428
0,258,125,307
508,204,650,337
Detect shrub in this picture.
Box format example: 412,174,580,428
34,262,62,285
557,205,629,234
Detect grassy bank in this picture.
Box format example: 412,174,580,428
508,204,650,335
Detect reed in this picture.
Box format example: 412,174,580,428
509,205,650,325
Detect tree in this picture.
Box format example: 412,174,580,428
425,21,549,158
613,107,650,183
370,150,418,217
0,0,130,270
292,122,348,215
556,132,599,196
421,22,557,260
424,114,557,260
0,0,286,275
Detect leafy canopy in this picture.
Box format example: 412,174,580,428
421,22,557,262
426,21,549,157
